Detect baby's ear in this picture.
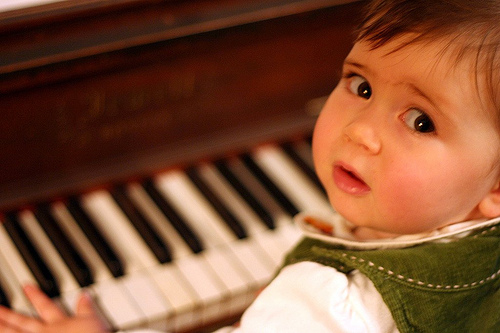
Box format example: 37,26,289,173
478,181,500,218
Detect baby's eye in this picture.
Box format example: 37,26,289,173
403,109,435,133
348,75,372,99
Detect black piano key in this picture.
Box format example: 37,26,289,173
142,179,204,254
241,153,300,217
110,185,172,264
66,197,124,278
0,282,9,308
281,141,326,195
214,159,275,229
186,167,247,240
34,204,94,287
3,213,60,299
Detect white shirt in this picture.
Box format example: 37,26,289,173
215,261,397,333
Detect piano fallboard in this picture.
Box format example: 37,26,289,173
0,0,361,211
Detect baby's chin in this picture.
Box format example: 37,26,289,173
351,226,404,240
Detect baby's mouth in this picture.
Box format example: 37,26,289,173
332,164,370,195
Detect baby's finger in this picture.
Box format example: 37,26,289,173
22,285,66,323
75,292,97,316
0,305,42,332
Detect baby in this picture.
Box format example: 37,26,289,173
0,0,499,332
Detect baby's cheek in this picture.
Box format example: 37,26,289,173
376,166,440,232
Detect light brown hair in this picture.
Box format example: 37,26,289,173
355,0,500,118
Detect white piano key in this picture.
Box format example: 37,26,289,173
155,170,236,248
0,226,34,314
253,145,332,214
17,210,80,293
92,279,145,330
174,254,227,326
121,272,171,331
252,229,289,268
0,223,37,287
197,163,267,236
51,202,114,283
148,264,200,333
81,190,158,272
126,183,192,259
253,222,302,269
229,238,276,286
276,221,303,249
202,247,255,316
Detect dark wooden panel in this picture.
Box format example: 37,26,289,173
0,0,363,209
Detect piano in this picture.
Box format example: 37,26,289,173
0,0,362,331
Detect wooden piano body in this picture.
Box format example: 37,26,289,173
0,0,362,331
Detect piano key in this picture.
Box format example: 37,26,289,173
56,197,171,331
281,141,325,194
155,170,237,249
33,204,94,287
252,145,332,215
121,272,172,331
2,213,60,298
110,185,172,264
252,229,289,268
17,210,81,294
147,264,200,332
173,255,226,325
51,201,115,283
213,159,275,230
0,226,35,313
142,179,204,254
229,238,276,286
187,164,285,281
225,156,292,228
276,220,304,250
186,166,247,240
80,190,158,272
166,247,252,327
253,222,302,268
127,183,193,259
197,163,268,236
92,279,145,330
241,152,300,217
201,247,256,316
142,172,239,329
0,279,10,308
66,197,124,278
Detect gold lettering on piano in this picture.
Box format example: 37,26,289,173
55,71,197,147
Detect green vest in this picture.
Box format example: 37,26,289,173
283,222,500,332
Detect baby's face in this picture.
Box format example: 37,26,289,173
313,35,500,237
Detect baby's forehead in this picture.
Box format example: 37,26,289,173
359,33,500,118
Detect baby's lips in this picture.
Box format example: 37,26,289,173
333,164,371,195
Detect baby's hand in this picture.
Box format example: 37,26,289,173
0,284,109,333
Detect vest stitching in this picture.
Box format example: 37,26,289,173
341,253,500,290
473,225,497,238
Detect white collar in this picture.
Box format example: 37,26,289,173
294,211,500,250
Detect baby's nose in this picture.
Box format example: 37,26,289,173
343,119,382,154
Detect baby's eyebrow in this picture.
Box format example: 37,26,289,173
405,83,444,115
343,60,368,72
345,56,450,118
